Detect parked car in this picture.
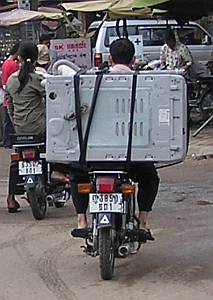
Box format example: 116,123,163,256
88,19,213,67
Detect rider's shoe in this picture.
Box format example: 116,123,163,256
71,228,89,238
144,229,155,241
130,228,155,242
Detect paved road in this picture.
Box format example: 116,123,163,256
0,148,213,300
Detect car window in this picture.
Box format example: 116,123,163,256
104,24,209,48
138,27,168,46
175,26,207,45
104,26,138,47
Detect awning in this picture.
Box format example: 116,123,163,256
61,0,112,12
108,0,152,18
133,0,213,21
0,8,71,26
61,0,213,21
131,0,169,8
61,0,153,18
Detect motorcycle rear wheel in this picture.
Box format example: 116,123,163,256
28,176,47,220
99,227,115,280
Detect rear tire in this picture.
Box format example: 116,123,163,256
28,176,47,220
99,228,115,280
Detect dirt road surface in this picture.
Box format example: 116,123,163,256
0,148,213,300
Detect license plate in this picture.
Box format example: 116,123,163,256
18,160,43,175
89,193,123,213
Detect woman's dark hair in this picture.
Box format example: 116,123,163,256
39,34,51,43
17,42,38,93
109,38,135,65
165,29,176,43
10,43,19,56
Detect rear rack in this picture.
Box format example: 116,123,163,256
89,171,127,175
13,142,45,148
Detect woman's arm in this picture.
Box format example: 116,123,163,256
34,74,46,98
160,44,167,68
6,90,14,123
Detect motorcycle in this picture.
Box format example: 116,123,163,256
71,170,153,280
187,76,213,122
11,133,70,220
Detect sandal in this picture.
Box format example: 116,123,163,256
7,200,21,213
71,228,90,238
144,228,155,241
138,223,155,241
8,207,20,213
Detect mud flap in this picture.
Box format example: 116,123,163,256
9,161,25,195
24,175,37,190
97,213,112,228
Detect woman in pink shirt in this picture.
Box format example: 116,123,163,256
1,43,19,147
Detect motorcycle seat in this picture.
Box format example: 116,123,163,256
11,133,45,145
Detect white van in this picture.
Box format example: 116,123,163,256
89,19,212,67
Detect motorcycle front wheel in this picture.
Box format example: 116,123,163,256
28,176,47,220
99,227,115,280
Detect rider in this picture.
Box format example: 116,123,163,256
6,42,45,212
160,29,192,72
71,38,160,239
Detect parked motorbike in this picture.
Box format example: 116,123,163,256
71,170,153,280
187,76,213,121
11,133,70,220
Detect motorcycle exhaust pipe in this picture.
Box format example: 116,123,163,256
46,192,65,203
118,244,131,258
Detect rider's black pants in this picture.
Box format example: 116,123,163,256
70,172,90,214
3,107,15,148
70,162,160,214
128,162,160,212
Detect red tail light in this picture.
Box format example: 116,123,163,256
96,177,115,193
22,149,36,160
94,53,102,67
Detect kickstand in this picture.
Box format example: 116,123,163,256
192,114,213,137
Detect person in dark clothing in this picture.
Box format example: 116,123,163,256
71,39,160,237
